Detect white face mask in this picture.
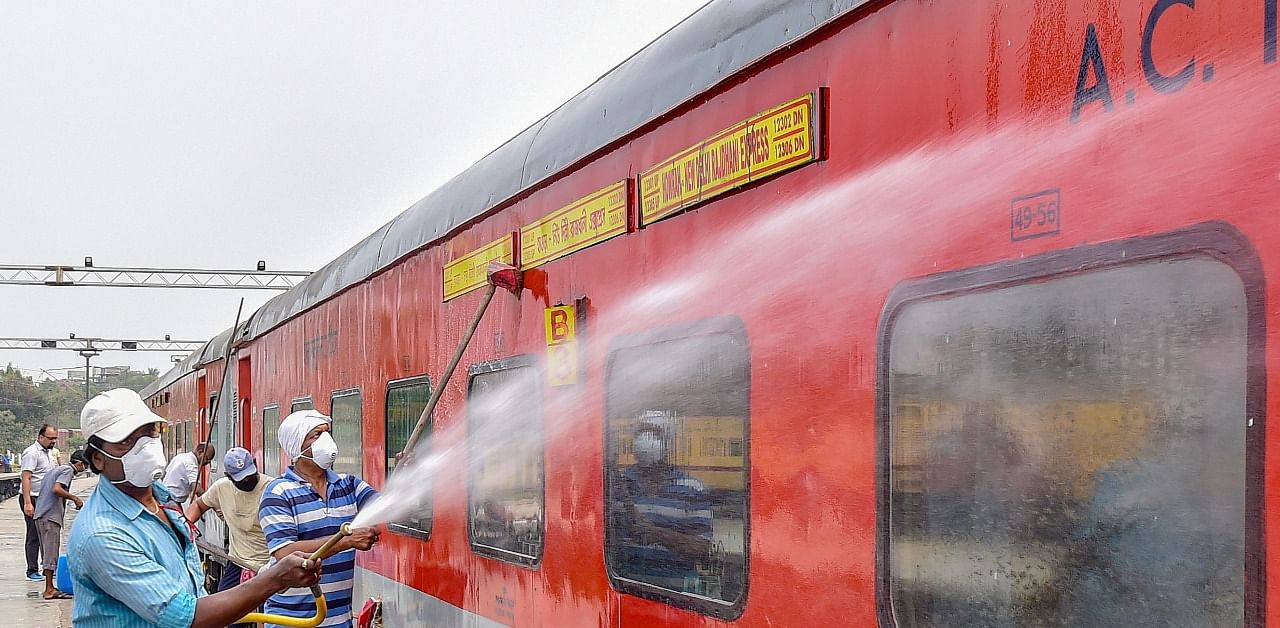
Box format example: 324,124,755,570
95,436,167,488
633,432,665,466
302,432,338,470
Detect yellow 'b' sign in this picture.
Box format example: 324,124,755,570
545,305,578,386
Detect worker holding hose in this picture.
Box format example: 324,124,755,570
67,388,325,628
259,410,380,628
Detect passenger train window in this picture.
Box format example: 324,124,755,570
466,357,543,566
385,376,432,538
885,257,1250,628
290,397,313,413
329,389,362,476
604,319,749,618
261,404,280,475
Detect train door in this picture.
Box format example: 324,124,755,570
876,226,1263,628
196,375,207,447
238,356,252,451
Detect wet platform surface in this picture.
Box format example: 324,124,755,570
0,474,96,628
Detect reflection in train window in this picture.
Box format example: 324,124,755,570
262,404,280,475
605,326,749,616
386,376,432,538
886,258,1248,628
329,389,363,476
467,358,543,565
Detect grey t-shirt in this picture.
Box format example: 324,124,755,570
33,464,74,523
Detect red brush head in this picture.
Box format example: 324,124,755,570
487,261,521,292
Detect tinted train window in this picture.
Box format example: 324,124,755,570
329,389,363,476
467,358,542,565
262,405,280,475
291,397,313,413
386,376,432,538
604,324,749,617
886,258,1247,628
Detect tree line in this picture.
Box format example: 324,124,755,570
0,365,158,457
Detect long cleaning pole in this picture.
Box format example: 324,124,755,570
198,298,244,459
399,282,497,459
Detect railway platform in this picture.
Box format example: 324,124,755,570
0,473,96,628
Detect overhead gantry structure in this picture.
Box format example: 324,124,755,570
0,261,309,290
0,336,204,352
0,336,208,400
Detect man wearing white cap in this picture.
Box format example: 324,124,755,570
185,447,275,592
67,388,323,628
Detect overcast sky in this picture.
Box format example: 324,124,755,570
0,1,706,380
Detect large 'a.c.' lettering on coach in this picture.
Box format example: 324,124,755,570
1070,0,1218,123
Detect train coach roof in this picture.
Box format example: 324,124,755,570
245,0,868,340
145,0,869,398
139,324,244,399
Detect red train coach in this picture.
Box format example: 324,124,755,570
144,0,1280,625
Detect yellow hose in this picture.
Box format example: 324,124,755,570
238,585,327,627
233,523,351,626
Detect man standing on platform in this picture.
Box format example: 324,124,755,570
34,449,88,599
163,442,214,504
21,424,57,581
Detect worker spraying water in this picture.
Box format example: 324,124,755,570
255,410,381,628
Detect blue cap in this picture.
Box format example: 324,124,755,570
224,447,257,481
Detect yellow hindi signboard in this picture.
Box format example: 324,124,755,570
442,234,515,301
520,180,630,270
639,92,819,225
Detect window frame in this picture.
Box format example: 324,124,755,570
290,396,313,414
261,403,280,475
873,222,1267,628
384,374,433,540
329,387,363,477
602,315,751,620
465,354,544,568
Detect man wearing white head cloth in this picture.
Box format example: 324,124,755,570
259,410,380,628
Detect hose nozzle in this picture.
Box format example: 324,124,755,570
308,522,353,565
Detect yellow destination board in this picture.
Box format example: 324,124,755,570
520,180,630,270
442,234,515,301
639,92,818,225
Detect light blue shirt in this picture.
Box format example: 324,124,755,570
68,478,206,628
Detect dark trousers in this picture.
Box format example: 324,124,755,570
218,563,255,628
217,562,243,592
23,494,39,574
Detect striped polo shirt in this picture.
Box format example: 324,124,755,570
259,467,377,628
